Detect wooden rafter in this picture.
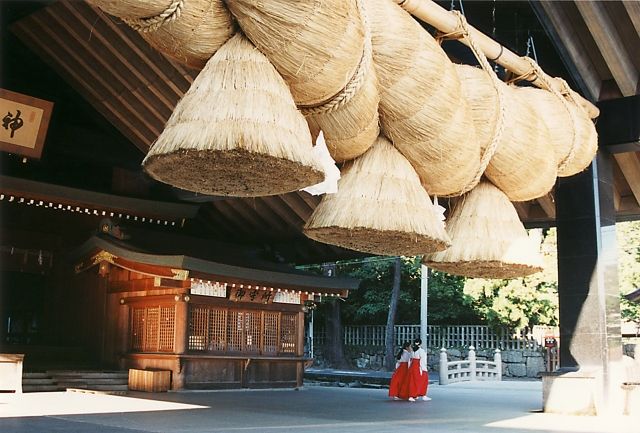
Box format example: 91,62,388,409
575,1,639,96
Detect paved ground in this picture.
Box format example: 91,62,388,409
0,380,636,433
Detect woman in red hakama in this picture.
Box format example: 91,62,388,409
408,338,430,402
389,341,412,400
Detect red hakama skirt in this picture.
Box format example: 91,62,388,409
388,362,410,399
408,361,429,398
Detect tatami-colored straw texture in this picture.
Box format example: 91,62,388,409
423,180,544,279
229,0,378,164
516,87,597,178
304,136,451,256
456,65,557,202
89,0,235,68
142,33,324,197
227,0,364,107
369,0,480,197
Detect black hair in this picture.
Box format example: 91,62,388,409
412,338,422,352
396,341,412,360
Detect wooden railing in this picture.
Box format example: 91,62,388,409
313,324,556,350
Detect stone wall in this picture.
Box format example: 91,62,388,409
313,346,550,378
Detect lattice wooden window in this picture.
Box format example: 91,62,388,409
131,308,145,351
130,305,176,353
263,312,279,355
208,307,227,351
227,310,243,352
280,313,298,354
244,310,261,353
158,306,175,352
189,306,209,351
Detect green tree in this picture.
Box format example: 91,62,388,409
463,229,559,329
334,257,480,325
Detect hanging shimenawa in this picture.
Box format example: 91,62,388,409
304,136,451,256
88,0,236,68
423,179,544,279
227,0,380,164
142,33,324,197
456,64,557,202
368,0,481,197
516,85,597,178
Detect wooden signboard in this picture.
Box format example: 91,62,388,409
0,89,54,160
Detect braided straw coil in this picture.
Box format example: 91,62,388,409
517,87,597,177
304,136,451,256
456,65,557,201
369,0,480,197
142,34,324,197
423,179,544,279
88,0,235,68
228,0,379,163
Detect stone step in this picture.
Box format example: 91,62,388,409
47,371,128,379
66,388,128,396
22,372,50,379
23,385,60,392
22,378,56,386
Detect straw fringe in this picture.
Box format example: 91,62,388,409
424,179,544,279
89,0,235,68
369,0,480,197
304,136,451,256
142,33,324,196
228,0,365,107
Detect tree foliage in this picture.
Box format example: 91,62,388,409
463,229,559,329
328,257,480,325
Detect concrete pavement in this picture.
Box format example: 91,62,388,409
0,380,636,432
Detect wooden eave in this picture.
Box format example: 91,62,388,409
71,236,359,295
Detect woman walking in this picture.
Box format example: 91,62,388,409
408,338,430,401
388,341,412,400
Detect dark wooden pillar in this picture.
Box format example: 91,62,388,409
551,150,623,413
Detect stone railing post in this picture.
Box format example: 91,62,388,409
439,347,449,385
469,346,477,381
494,348,502,381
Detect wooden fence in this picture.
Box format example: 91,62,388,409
314,325,558,350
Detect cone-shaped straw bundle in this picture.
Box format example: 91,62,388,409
516,86,597,177
88,0,235,68
142,33,324,197
456,65,557,201
304,136,451,256
423,179,544,279
228,0,380,164
369,0,481,196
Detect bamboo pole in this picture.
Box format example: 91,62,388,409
396,0,600,118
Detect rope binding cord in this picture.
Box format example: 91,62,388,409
123,0,184,33
299,0,371,116
448,10,507,196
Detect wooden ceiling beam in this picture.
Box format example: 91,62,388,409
239,198,291,234
614,153,640,207
231,198,285,234
536,193,556,220
513,202,531,221
532,1,602,100
209,200,254,236
52,5,167,134
296,191,321,212
277,193,314,222
575,1,639,96
622,1,640,37
264,196,306,231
